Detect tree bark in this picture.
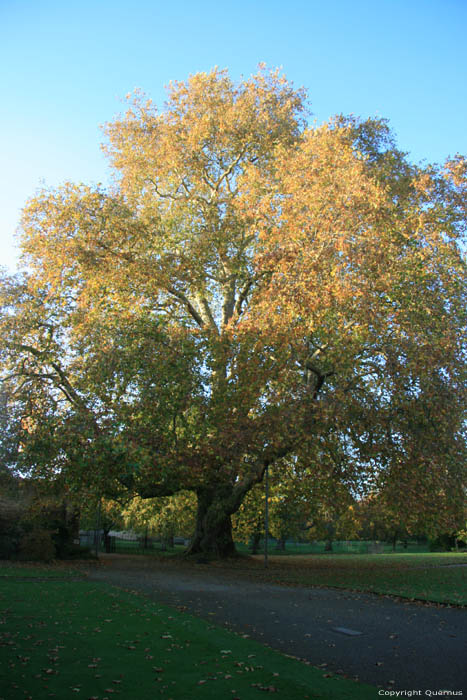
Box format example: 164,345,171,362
250,531,262,555
185,460,269,558
275,536,286,551
324,522,335,552
186,486,237,557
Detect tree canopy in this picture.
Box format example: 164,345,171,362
1,67,466,556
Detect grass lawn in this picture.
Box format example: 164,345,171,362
0,568,376,700
230,552,467,606
0,562,85,579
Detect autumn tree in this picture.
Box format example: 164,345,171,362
1,67,466,556
121,491,196,547
233,461,312,551
233,458,357,551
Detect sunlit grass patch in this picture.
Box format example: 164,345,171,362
246,552,467,605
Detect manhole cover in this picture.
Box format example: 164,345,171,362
332,627,362,636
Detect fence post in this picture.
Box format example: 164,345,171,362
264,464,269,569
94,499,101,557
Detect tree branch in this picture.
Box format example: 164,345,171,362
221,277,236,328
234,277,255,318
195,294,219,334
165,286,206,328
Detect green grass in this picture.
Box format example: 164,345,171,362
112,540,186,556
1,554,464,697
236,552,467,605
0,574,376,700
236,540,433,555
0,561,84,579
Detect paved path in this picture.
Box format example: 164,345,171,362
86,556,467,693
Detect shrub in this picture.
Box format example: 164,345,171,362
0,533,20,559
18,529,56,562
60,543,96,560
429,533,456,552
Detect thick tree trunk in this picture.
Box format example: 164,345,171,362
186,486,237,558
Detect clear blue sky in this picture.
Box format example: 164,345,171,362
1,0,466,271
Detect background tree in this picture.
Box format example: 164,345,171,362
232,483,265,553
121,491,196,548
233,456,359,551
233,461,313,551
1,67,465,556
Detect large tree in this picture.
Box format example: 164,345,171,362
1,67,465,556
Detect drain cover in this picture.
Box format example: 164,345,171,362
332,627,362,636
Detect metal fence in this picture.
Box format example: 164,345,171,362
236,539,430,555
79,530,189,554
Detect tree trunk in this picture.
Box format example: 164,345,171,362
186,486,237,558
163,534,174,549
324,521,335,552
103,527,112,553
250,531,262,554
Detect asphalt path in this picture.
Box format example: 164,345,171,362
86,555,467,694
